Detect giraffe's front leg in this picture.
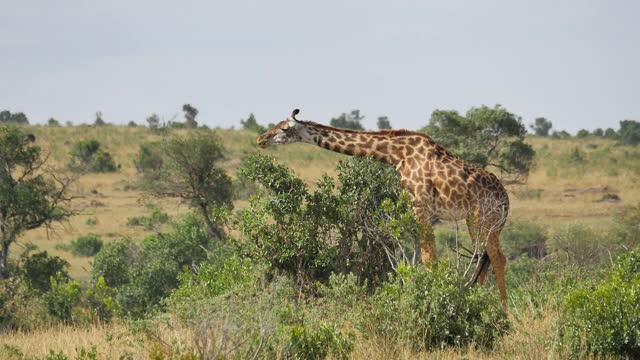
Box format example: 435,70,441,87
413,206,437,263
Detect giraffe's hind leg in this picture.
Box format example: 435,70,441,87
472,251,490,285
486,231,508,310
467,216,507,309
466,217,490,285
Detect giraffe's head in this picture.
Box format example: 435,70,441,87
257,109,312,148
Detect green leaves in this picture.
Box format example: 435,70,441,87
363,263,509,351
237,154,419,285
422,105,535,181
67,139,117,172
560,250,640,357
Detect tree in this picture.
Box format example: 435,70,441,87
47,118,60,127
377,116,392,130
618,120,640,145
604,128,618,139
127,121,137,127
240,113,266,133
146,114,160,130
592,128,604,137
94,111,106,126
0,110,29,125
0,126,75,276
182,104,199,128
422,105,535,181
140,132,233,239
552,130,572,139
529,117,552,136
576,129,590,138
330,110,365,130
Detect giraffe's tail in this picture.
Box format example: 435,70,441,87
471,250,490,286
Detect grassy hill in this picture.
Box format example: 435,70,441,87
15,125,640,281
3,124,640,359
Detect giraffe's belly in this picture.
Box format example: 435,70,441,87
432,202,471,221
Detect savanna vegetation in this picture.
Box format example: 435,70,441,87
1,106,640,359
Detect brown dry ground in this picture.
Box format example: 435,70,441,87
2,125,638,359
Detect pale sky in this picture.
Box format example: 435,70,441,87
1,0,638,133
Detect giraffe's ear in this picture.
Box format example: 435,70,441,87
291,108,300,122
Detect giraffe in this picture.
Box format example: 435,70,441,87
257,109,510,308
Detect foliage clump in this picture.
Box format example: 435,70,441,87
330,110,365,130
91,215,216,317
237,153,419,286
560,249,640,357
134,132,232,239
67,139,117,172
363,263,509,351
422,105,535,181
59,234,103,257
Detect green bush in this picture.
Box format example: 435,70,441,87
43,273,81,322
614,203,640,249
285,323,354,360
133,141,163,179
91,239,135,288
93,215,217,318
86,277,119,321
500,219,547,260
22,251,69,293
362,263,509,351
164,266,354,360
169,256,257,303
66,234,103,257
67,139,117,172
506,257,592,311
237,154,419,287
549,224,611,267
560,250,640,357
126,207,170,230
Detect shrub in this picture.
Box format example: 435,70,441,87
163,267,354,360
500,219,547,259
285,323,354,360
67,139,117,172
126,207,170,230
169,256,258,303
613,203,640,249
549,224,610,267
362,263,509,351
505,257,591,311
43,273,81,322
67,234,103,257
560,250,640,357
133,141,163,179
576,129,590,138
237,154,419,286
22,251,69,293
87,277,120,321
91,240,135,288
96,215,217,318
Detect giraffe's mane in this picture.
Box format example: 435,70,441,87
300,121,429,138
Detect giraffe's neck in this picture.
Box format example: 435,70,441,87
300,122,401,166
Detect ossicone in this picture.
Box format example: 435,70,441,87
23,134,36,142
291,108,300,121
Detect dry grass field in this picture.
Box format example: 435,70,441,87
2,124,639,359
